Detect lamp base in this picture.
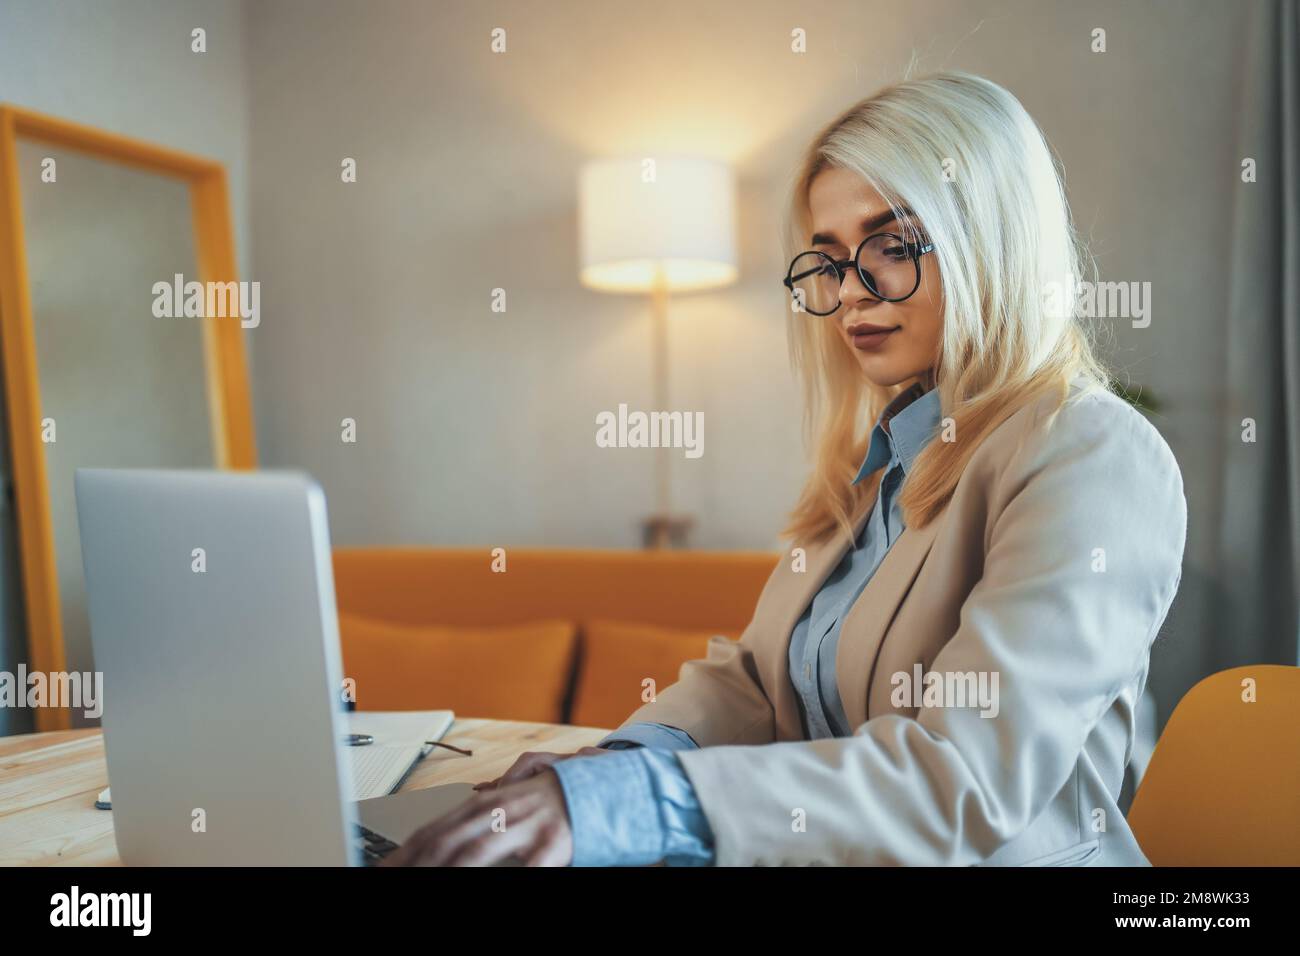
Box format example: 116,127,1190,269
640,513,695,550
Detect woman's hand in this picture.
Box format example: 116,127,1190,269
472,746,613,791
382,771,572,866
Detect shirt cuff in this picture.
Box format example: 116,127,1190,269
553,749,715,867
552,749,665,866
598,722,700,751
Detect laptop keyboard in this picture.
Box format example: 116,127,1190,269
354,824,530,867
354,824,400,866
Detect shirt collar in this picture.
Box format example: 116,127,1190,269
852,382,943,485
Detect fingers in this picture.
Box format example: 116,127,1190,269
498,751,561,785
381,793,487,866
472,748,614,790
385,775,573,867
382,801,487,866
380,840,417,867
400,796,485,857
472,751,559,791
443,810,542,867
521,823,572,867
396,792,531,866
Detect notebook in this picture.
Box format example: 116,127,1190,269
95,710,456,808
344,710,456,799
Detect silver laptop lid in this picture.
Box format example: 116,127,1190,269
75,468,356,865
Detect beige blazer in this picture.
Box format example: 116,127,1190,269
617,376,1187,866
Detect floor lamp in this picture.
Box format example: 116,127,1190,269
578,156,738,548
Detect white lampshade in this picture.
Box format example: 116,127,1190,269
578,156,738,294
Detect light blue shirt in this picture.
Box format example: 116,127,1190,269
552,383,943,865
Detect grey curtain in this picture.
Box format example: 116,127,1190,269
1216,0,1300,670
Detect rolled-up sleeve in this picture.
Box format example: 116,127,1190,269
553,748,715,866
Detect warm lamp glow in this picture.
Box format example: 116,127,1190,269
578,156,738,294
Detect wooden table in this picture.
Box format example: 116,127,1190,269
0,718,608,866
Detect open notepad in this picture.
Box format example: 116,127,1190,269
343,710,455,799
95,709,456,808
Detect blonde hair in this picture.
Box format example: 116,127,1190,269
782,71,1113,543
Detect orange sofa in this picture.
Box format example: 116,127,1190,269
332,548,778,729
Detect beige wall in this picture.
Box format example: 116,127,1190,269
244,0,1247,561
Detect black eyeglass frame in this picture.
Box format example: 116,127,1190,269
782,232,936,314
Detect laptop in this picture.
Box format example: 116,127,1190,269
75,467,475,865
95,709,458,807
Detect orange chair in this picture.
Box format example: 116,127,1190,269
1127,664,1300,865
331,547,777,727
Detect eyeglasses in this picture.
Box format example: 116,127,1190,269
783,232,935,315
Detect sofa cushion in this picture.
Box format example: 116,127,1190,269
570,619,740,729
338,613,578,723
332,548,778,632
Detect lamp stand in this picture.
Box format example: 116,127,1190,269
641,273,693,549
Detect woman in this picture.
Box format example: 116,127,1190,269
386,71,1187,867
